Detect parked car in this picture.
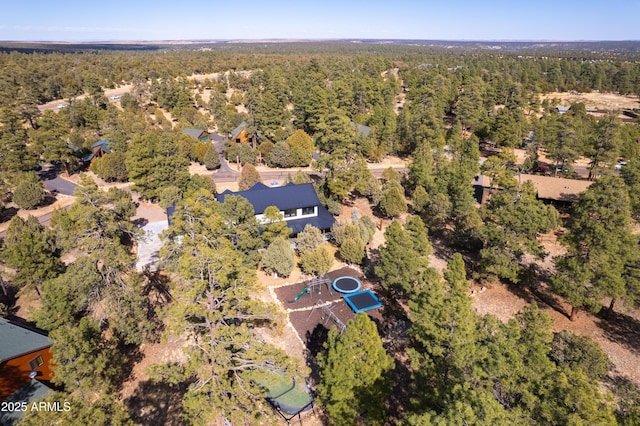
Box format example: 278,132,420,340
556,166,570,174
109,95,121,101
534,166,548,174
616,161,627,170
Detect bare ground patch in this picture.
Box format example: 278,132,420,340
540,91,640,110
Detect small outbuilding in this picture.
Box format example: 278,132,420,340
182,128,211,142
230,121,255,145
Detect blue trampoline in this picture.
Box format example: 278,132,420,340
332,276,362,293
344,290,383,313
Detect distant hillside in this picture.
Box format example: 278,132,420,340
1,39,639,54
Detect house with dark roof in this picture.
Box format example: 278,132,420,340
215,182,335,235
0,318,54,400
350,122,371,138
82,139,111,162
182,128,211,142
230,121,255,145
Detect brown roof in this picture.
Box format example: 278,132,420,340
474,174,593,202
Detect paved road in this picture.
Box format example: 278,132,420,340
206,144,408,184
0,207,66,239
38,166,77,195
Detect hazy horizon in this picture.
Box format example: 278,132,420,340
1,0,638,42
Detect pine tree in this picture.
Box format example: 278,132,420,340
376,220,428,294
317,313,393,425
2,215,64,294
552,175,638,319
203,144,221,170
261,237,295,277
238,163,262,190
480,181,560,283
409,254,477,401
12,171,46,209
378,185,408,218
261,206,292,243
158,194,293,424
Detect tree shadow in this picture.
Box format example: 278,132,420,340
113,344,144,393
0,280,19,316
40,194,58,208
37,165,60,181
304,324,329,385
0,207,19,223
133,217,149,228
124,378,190,426
0,364,30,401
595,309,640,355
503,280,572,319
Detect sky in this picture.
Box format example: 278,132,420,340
0,0,638,42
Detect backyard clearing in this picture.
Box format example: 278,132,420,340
540,91,639,110
273,267,385,344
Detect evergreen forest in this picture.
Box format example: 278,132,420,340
0,41,639,425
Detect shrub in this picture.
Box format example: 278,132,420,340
300,245,334,276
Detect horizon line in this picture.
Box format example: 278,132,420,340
1,38,640,44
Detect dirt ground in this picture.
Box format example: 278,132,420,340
540,91,640,110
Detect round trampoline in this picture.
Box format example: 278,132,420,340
332,276,362,293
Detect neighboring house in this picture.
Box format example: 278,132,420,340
473,173,593,204
182,128,211,142
350,122,371,138
215,182,336,235
0,380,52,426
0,318,54,400
82,139,111,162
230,121,255,145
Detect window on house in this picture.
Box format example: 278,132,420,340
29,355,44,371
301,206,315,215
283,208,297,218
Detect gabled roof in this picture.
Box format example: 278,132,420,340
91,139,111,149
350,122,371,137
84,139,112,162
216,183,320,215
182,128,207,139
231,121,249,140
247,182,269,191
0,318,53,362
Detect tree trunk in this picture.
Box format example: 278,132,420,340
606,298,616,318
569,305,579,321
